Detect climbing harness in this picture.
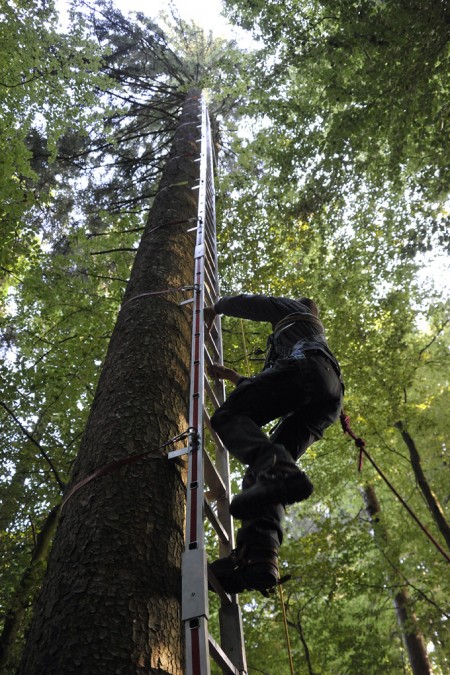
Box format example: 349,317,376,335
264,311,338,371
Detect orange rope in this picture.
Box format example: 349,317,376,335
341,411,450,564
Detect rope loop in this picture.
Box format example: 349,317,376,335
120,286,194,311
61,429,190,510
340,410,366,471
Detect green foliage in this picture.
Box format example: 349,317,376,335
224,0,450,194
0,0,105,280
1,0,449,672
221,0,450,263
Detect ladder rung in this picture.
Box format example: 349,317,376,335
203,447,227,500
203,250,216,279
207,567,233,605
204,259,217,279
203,243,215,270
204,375,220,409
204,272,216,297
205,347,224,404
203,284,215,307
204,351,225,408
204,345,215,369
205,330,221,360
209,635,241,675
204,273,217,299
203,409,228,455
204,496,230,545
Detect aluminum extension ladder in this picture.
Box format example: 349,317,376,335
169,97,247,674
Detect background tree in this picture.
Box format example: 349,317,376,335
362,483,432,675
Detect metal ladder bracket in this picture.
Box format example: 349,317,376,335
182,547,209,621
179,297,195,307
167,445,189,460
195,243,205,258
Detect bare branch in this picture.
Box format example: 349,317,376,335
90,247,137,255
419,319,449,358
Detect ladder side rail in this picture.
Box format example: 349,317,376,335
203,110,247,675
184,98,247,675
203,111,234,558
183,98,210,675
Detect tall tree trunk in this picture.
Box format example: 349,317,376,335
361,484,432,675
17,89,202,675
395,420,450,550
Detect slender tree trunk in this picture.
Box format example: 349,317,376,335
395,420,450,550
0,505,60,671
393,588,432,675
362,484,432,675
17,89,202,675
293,614,315,675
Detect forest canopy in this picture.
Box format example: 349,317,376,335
0,0,449,672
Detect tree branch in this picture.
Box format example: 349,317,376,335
394,421,450,551
419,319,449,358
0,401,66,491
90,247,137,255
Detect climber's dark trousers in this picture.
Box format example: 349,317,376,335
210,353,343,549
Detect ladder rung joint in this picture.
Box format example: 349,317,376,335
203,409,228,456
203,446,227,500
204,496,230,545
204,375,220,409
209,635,241,675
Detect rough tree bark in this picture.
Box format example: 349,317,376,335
17,89,203,675
395,420,450,550
362,484,432,675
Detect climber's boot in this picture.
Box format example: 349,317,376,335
209,544,279,597
229,445,313,520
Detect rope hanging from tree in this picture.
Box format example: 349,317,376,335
340,410,366,471
340,411,450,564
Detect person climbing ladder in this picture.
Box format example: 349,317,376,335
204,293,344,595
